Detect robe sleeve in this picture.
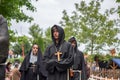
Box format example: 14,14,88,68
19,58,26,72
19,57,27,80
80,52,87,80
55,44,74,72
19,55,29,72
43,46,56,73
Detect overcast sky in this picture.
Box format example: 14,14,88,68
10,1,119,53
10,0,119,36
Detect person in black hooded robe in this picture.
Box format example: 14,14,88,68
19,44,47,80
68,37,87,80
43,25,74,80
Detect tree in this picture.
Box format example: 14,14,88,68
0,0,37,48
116,0,120,2
0,0,36,22
9,29,16,43
12,35,31,56
116,0,120,14
28,24,45,52
44,27,52,48
12,43,22,56
60,0,119,54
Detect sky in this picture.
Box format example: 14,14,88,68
11,0,120,36
10,0,120,52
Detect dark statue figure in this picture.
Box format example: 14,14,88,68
0,15,9,80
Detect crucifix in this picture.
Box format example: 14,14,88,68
55,51,62,61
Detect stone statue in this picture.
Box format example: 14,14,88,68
0,15,9,80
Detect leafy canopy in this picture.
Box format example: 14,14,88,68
0,0,36,22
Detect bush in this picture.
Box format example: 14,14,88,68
7,57,24,64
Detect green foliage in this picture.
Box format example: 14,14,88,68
12,43,22,55
97,54,112,62
114,55,120,58
9,29,16,43
60,0,119,54
0,0,37,47
87,54,96,62
28,24,45,52
87,54,120,63
118,52,120,56
116,0,120,2
12,35,31,55
44,27,52,47
0,0,36,22
29,24,43,38
45,27,51,40
116,0,120,17
7,57,24,63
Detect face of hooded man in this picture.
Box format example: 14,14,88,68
71,41,76,48
32,44,38,55
53,27,59,40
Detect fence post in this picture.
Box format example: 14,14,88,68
92,74,93,79
112,77,113,80
118,78,119,80
105,77,107,80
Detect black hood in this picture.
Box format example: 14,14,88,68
68,37,77,52
51,25,65,46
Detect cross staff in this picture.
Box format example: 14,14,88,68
55,51,62,61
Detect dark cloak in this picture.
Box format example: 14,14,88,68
0,15,9,63
19,47,47,80
0,15,9,80
68,37,87,80
43,25,74,80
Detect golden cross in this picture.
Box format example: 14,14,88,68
55,51,62,61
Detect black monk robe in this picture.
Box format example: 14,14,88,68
68,37,87,80
43,25,74,80
19,48,47,80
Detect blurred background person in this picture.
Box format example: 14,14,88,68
5,62,12,80
11,63,21,80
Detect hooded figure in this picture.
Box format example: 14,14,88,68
19,44,47,80
43,25,74,80
0,15,9,80
68,37,87,80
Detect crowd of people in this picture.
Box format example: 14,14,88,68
5,25,89,80
5,62,21,80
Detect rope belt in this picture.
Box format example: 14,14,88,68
29,65,36,72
